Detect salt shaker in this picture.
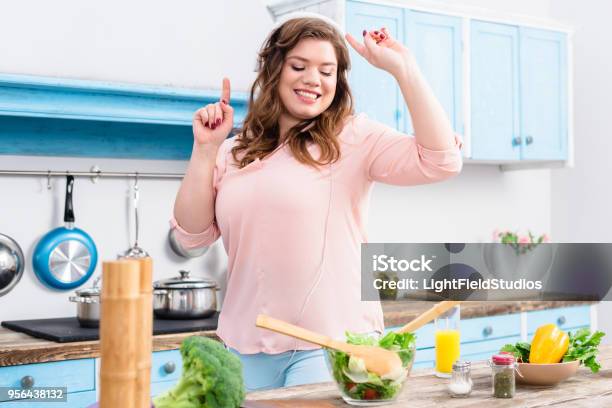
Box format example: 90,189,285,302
448,360,472,398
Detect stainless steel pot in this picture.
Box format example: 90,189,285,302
153,270,218,319
69,277,100,327
0,233,25,297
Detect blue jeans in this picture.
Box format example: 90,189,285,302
229,348,332,391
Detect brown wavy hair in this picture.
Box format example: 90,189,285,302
231,17,354,169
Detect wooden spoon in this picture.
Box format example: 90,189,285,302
395,300,460,334
256,315,402,377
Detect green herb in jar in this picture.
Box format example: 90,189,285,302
490,354,516,399
493,370,515,398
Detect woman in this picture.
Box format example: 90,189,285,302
171,16,462,390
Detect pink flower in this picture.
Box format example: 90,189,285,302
518,236,530,244
542,234,550,243
492,229,501,242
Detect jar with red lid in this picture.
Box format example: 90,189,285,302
489,353,516,398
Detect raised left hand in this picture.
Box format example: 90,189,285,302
345,27,415,79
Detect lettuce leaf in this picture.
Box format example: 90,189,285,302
562,329,605,373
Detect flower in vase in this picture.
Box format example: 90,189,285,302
493,230,549,255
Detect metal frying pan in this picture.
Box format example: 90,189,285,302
33,175,98,290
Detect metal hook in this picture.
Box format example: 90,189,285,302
90,165,101,184
46,170,52,190
133,172,140,247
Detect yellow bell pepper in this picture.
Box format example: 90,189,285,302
530,324,569,364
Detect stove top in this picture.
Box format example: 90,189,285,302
1,313,219,343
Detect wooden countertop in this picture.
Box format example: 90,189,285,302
0,301,594,367
0,328,218,367
381,300,594,327
245,345,612,407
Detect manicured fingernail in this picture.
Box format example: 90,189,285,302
374,30,379,34
362,30,366,36
211,124,216,130
380,34,386,39
205,122,209,127
216,118,221,125
221,99,227,105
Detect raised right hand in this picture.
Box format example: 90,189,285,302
192,77,234,148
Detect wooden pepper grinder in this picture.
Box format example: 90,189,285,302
135,257,153,408
99,259,141,408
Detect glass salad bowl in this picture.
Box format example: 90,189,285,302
324,331,416,406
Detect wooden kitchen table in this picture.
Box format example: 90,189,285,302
245,345,612,408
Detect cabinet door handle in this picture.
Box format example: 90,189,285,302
483,326,493,337
526,135,534,145
21,375,35,388
557,316,567,326
512,137,522,147
163,361,176,374
395,109,402,123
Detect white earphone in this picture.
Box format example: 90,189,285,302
259,160,334,388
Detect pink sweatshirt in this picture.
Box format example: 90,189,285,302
171,113,462,354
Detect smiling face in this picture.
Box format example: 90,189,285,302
278,38,338,130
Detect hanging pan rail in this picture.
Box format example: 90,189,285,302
0,168,185,184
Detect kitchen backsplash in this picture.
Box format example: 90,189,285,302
0,153,551,322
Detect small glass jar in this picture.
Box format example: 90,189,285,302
489,354,516,398
448,360,472,398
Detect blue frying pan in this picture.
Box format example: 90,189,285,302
33,175,98,290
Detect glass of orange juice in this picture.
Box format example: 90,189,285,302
435,304,460,378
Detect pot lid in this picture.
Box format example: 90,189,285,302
153,270,217,289
75,276,101,297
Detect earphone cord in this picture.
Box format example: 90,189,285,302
259,162,333,388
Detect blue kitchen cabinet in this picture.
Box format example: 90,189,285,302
471,20,568,161
0,349,185,407
389,305,591,369
0,358,96,406
346,1,406,131
346,2,463,136
519,27,568,160
404,10,463,136
471,21,521,161
151,380,178,398
151,349,183,384
388,312,521,369
0,390,97,407
526,305,590,338
270,0,572,166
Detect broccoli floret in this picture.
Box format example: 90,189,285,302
153,336,246,408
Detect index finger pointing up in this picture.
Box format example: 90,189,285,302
221,77,231,104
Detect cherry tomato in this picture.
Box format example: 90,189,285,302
363,389,379,400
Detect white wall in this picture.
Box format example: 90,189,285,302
547,0,612,343
0,0,554,322
369,165,551,243
0,0,274,91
